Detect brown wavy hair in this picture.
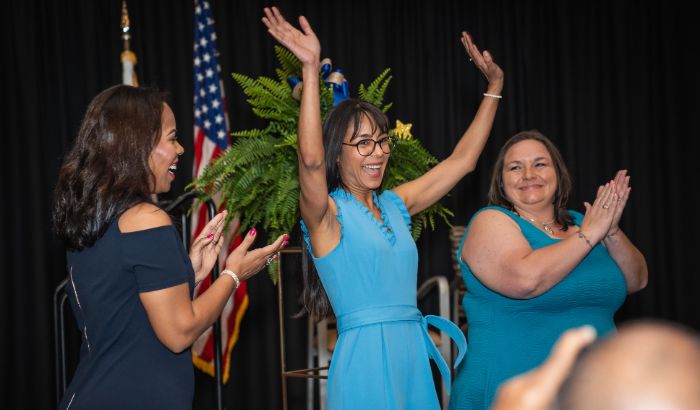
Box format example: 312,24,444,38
53,85,168,250
487,130,575,230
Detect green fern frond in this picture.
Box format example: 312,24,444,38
358,69,392,107
274,45,301,77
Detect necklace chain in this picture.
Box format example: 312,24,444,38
514,208,556,235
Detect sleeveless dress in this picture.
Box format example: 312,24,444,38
59,219,195,410
301,188,466,410
448,206,627,410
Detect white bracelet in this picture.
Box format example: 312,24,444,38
483,93,502,99
221,269,240,288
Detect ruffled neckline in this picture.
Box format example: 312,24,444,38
331,188,397,245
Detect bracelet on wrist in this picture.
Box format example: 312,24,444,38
577,231,594,249
606,229,620,238
221,269,241,288
483,92,502,99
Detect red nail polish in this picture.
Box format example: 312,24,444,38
282,241,289,247
249,228,256,236
206,234,214,239
284,234,290,240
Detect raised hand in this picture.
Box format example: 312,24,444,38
189,211,227,284
491,326,597,410
262,7,320,67
581,181,619,243
461,31,503,91
223,229,289,282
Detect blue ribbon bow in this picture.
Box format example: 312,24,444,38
287,58,349,106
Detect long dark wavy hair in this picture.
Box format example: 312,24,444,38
302,99,390,320
53,85,168,251
488,130,575,229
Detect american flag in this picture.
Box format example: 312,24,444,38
190,0,248,384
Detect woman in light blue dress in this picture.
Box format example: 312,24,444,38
449,131,648,409
263,7,503,409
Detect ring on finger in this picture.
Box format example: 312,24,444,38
602,203,610,209
265,257,274,266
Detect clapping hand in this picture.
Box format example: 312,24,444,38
581,181,619,243
223,229,289,282
606,170,631,237
189,211,228,285
491,326,597,410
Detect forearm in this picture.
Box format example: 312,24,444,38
396,80,503,215
448,78,503,172
187,274,239,342
506,233,596,298
298,63,323,167
603,230,648,293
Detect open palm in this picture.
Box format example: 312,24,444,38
262,7,320,66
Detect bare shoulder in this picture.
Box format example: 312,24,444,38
468,208,520,234
118,203,172,233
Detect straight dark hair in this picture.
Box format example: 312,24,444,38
53,85,168,251
302,99,390,320
487,130,575,229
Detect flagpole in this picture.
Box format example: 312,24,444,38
120,1,138,87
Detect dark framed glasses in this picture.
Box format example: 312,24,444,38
342,137,394,156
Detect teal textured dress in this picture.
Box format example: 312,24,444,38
302,188,466,410
449,206,627,410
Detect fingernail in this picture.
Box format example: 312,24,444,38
273,254,279,259
284,234,290,240
206,234,214,239
249,228,256,236
282,241,289,247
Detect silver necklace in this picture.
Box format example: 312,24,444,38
515,209,556,235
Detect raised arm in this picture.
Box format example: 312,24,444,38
598,170,648,293
263,8,328,229
392,32,504,216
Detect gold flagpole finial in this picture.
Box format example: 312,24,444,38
120,0,138,86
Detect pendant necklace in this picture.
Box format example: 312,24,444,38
515,208,556,235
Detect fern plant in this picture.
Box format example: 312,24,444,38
188,46,453,278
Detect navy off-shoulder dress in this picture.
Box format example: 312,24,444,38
59,218,195,410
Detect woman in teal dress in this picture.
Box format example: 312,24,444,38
449,130,648,410
262,7,503,409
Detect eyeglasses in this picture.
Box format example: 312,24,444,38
342,137,394,156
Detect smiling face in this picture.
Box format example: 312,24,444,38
502,139,558,210
148,103,183,194
338,114,390,192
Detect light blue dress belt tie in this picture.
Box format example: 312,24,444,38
337,304,467,392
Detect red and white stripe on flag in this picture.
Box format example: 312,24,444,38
191,0,247,384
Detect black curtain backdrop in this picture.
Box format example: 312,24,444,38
2,1,698,409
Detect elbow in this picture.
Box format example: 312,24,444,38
502,271,545,300
630,269,649,294
154,326,197,354
161,335,194,354
509,281,541,299
298,154,325,171
298,148,326,171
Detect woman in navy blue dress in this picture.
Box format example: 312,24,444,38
53,85,287,409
